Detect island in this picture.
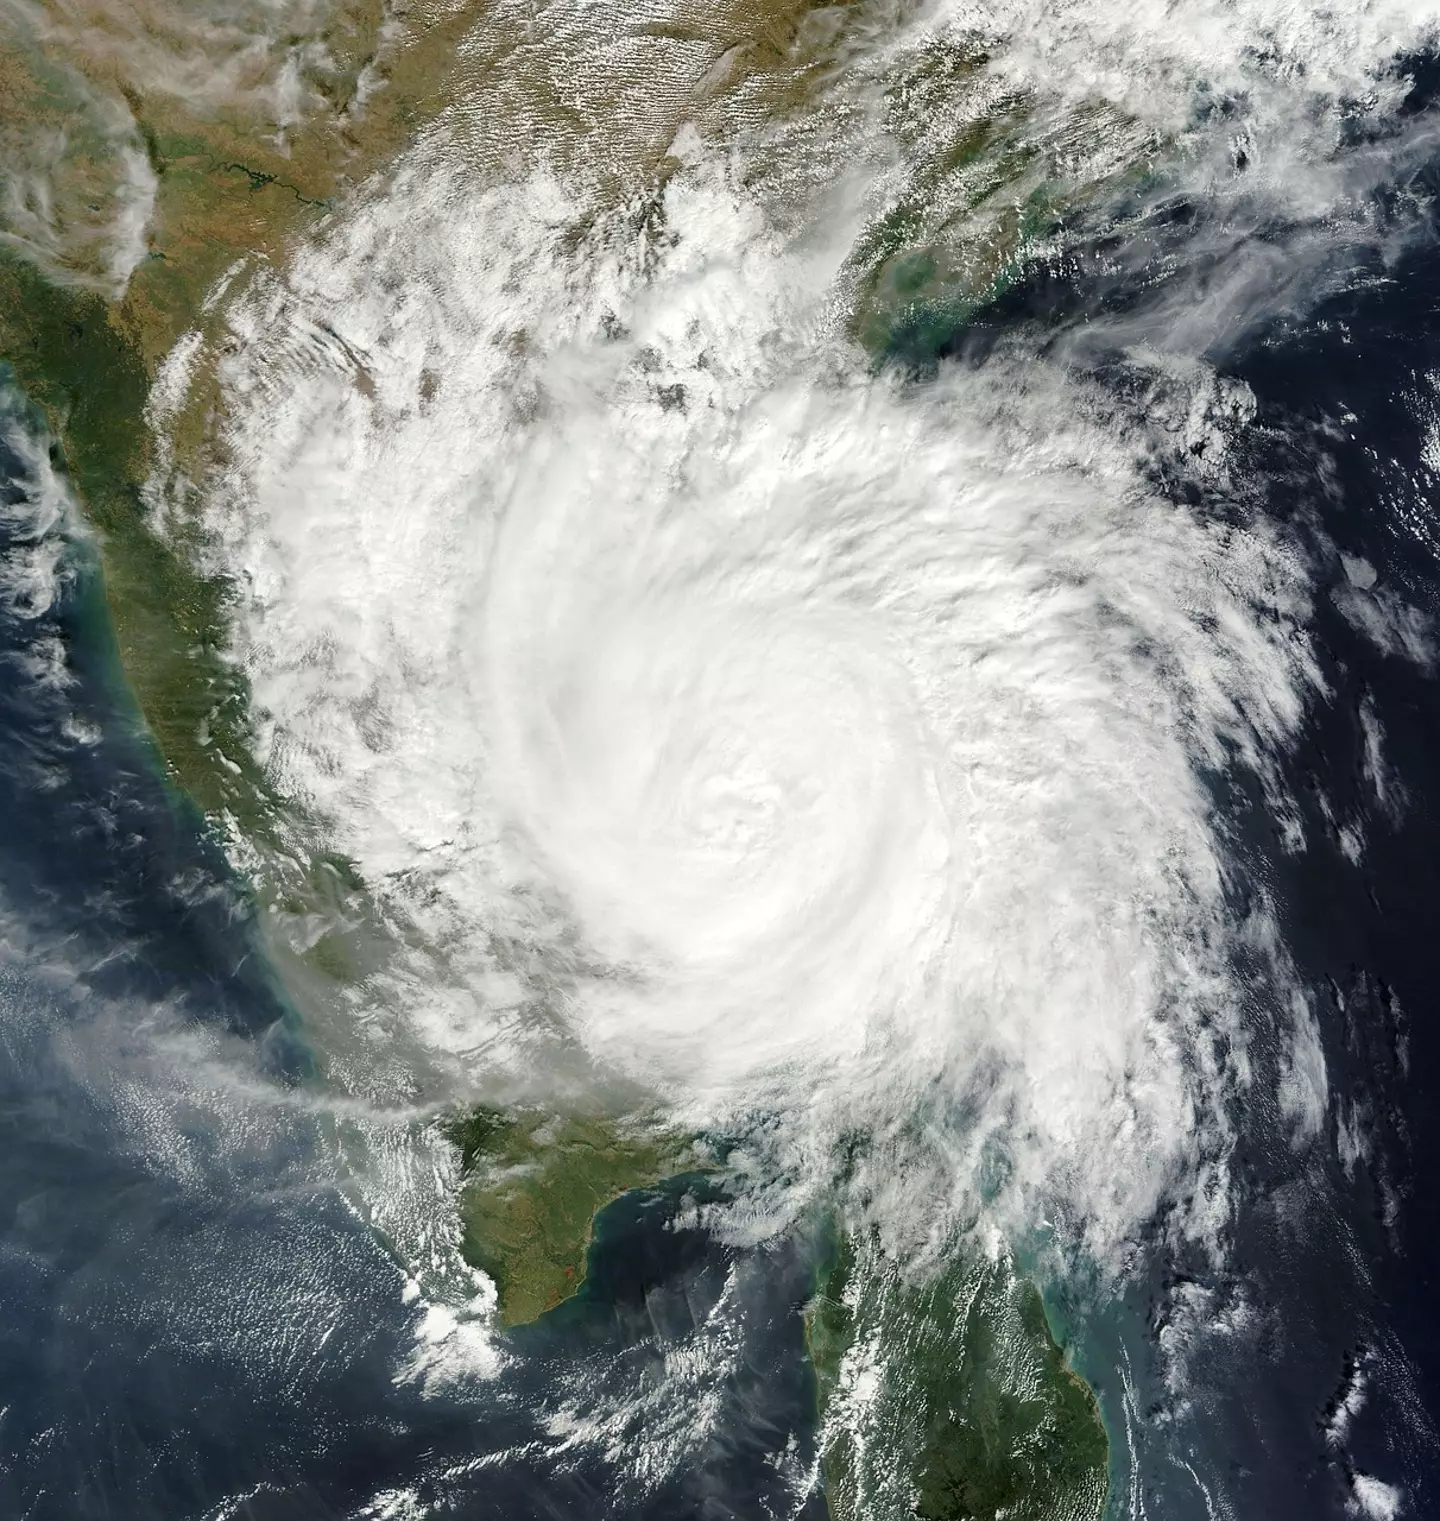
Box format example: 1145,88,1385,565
808,1232,1109,1521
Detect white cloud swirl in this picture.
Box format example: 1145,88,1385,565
163,0,1440,1268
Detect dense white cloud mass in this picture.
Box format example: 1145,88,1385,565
941,0,1436,107
152,0,1440,1278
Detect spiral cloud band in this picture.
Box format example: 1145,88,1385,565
149,0,1440,1275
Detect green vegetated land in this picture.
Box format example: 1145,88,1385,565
0,5,542,997
0,251,269,824
0,248,407,1005
845,41,1160,372
807,1232,1108,1521
442,1106,700,1327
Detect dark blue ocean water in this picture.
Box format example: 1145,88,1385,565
6,120,1440,1521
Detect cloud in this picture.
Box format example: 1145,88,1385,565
144,0,1440,1286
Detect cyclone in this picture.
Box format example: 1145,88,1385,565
188,117,1336,1277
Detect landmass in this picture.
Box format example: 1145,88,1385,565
843,38,1159,368
0,0,571,1004
441,1105,702,1327
807,1232,1108,1521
